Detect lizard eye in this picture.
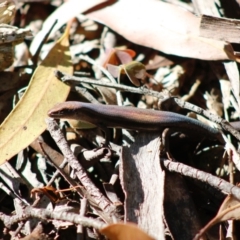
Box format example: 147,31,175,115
57,110,65,115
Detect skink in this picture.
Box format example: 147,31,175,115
48,101,224,143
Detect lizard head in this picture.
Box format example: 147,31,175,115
48,102,78,119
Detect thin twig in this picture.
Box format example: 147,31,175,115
55,70,170,101
11,222,25,237
46,118,120,222
162,159,240,200
77,198,88,236
47,158,68,186
0,207,106,230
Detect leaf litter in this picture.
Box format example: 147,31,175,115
0,0,240,239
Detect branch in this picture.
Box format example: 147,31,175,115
162,159,240,200
46,118,120,222
0,207,106,230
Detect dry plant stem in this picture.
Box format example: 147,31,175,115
223,135,240,171
0,182,19,200
78,198,88,235
109,173,118,185
77,147,112,168
0,206,106,230
46,118,117,221
162,159,240,200
55,70,170,100
80,198,88,217
12,221,25,238
228,149,234,185
181,79,201,102
47,158,68,186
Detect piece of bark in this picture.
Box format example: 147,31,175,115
120,133,165,240
200,15,240,43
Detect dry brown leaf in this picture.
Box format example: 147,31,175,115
194,194,240,240
92,77,118,105
100,223,155,240
122,61,149,86
31,186,61,203
0,26,72,165
87,0,236,61
107,61,147,86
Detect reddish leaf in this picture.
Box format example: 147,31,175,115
103,48,136,67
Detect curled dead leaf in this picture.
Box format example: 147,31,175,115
100,223,155,240
107,61,149,86
103,48,136,67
